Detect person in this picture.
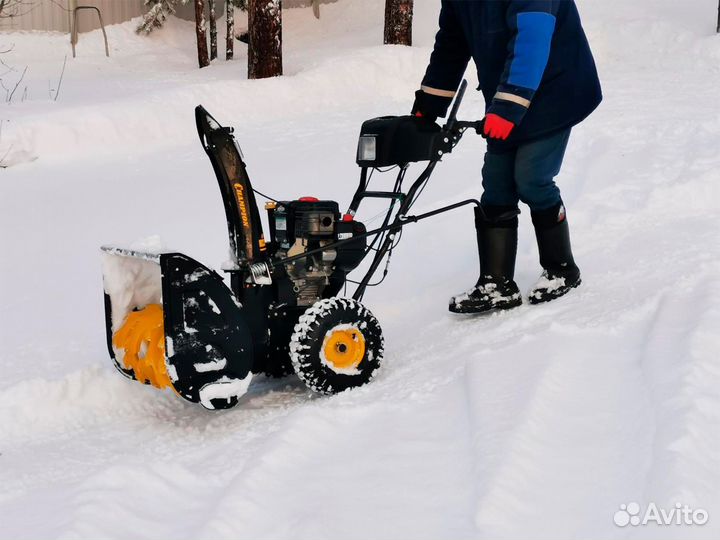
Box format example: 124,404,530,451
412,0,602,314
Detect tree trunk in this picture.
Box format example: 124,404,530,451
248,0,282,79
209,0,217,60
195,0,209,68
226,0,234,60
384,0,413,46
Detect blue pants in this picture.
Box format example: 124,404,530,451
480,128,572,212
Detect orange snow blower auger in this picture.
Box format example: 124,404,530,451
102,80,485,410
112,304,171,389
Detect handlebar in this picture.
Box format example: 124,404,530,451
451,119,485,136
444,79,468,131
440,79,487,140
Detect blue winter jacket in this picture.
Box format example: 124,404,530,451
421,0,602,145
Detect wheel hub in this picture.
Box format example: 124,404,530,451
322,326,366,371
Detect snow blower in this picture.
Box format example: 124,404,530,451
101,80,485,410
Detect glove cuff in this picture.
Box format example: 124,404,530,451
486,99,528,126
412,89,453,121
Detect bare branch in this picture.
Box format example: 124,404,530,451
7,65,27,102
0,143,13,169
53,55,67,101
46,0,70,13
0,77,10,101
0,52,17,73
0,0,38,20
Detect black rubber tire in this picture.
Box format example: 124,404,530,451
290,298,383,395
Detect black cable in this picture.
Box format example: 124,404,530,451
346,246,395,288
363,166,377,194
253,189,279,202
347,165,409,290
407,173,431,212
349,219,404,288
363,201,393,254
363,165,407,254
374,165,399,174
391,227,404,249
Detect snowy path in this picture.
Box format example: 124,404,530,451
2,1,720,538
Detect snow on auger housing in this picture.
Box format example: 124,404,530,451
101,80,485,410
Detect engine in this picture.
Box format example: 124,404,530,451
266,197,366,306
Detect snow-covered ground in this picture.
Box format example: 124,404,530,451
1,1,720,538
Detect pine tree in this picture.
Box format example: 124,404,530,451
136,0,189,35
384,0,413,46
248,0,282,79
226,0,235,60
209,0,218,60
195,0,210,68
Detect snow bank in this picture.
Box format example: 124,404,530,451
0,1,426,166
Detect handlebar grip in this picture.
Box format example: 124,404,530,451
444,79,468,130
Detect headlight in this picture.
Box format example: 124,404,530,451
358,135,377,163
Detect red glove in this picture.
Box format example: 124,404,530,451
483,114,515,141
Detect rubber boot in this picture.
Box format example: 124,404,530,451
449,206,523,314
529,202,581,304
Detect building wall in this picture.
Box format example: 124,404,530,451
0,0,334,33
0,1,146,33
174,1,331,21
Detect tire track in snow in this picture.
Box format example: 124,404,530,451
455,302,657,539
636,272,720,538
192,381,479,540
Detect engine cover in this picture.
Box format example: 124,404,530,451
266,199,366,306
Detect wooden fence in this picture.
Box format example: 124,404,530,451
0,1,146,33
1,0,328,33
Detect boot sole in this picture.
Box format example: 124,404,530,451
449,296,523,315
528,278,581,305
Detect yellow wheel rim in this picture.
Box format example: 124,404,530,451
322,325,366,371
112,304,172,389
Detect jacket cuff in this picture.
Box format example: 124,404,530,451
414,87,454,119
486,98,529,126
487,84,535,126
